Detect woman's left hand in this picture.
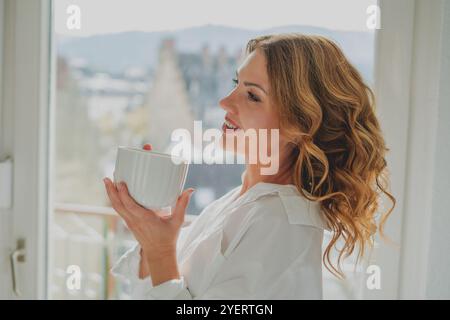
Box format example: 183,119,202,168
103,177,195,262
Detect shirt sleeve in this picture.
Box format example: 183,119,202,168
110,242,194,299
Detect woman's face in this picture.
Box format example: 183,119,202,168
219,49,281,159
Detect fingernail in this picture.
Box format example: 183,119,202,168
118,182,124,190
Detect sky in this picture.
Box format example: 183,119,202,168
54,0,378,37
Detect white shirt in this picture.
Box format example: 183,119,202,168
110,180,331,299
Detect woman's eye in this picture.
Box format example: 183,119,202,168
247,92,260,102
231,78,259,102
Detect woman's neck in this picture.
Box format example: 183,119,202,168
239,161,295,197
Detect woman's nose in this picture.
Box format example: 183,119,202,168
219,94,234,112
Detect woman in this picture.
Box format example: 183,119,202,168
103,33,395,299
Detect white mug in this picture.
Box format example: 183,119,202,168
113,146,189,215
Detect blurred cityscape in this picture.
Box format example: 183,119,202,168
55,37,246,212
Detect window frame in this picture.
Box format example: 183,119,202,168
1,0,52,299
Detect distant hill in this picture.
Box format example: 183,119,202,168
57,24,375,82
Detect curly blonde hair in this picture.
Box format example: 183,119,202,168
246,34,395,278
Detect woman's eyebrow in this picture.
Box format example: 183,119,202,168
235,70,268,95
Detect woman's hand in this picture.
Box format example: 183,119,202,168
103,143,195,284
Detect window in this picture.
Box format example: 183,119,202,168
50,0,377,299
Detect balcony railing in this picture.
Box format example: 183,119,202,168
50,202,196,299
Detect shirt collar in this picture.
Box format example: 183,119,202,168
229,181,331,231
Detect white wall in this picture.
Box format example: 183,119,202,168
426,0,450,299
392,0,450,299
0,0,13,299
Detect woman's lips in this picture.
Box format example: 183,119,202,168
224,116,240,130
222,122,242,133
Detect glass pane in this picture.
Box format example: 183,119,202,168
50,0,377,299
